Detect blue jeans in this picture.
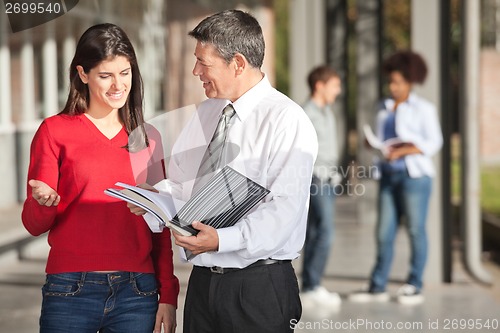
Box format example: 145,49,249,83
40,272,158,333
302,177,337,291
369,170,432,292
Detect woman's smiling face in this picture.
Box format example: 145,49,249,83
77,55,132,112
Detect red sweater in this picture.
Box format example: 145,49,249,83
21,113,179,306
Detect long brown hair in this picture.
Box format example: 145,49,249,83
61,23,148,152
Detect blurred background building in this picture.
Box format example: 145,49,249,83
0,0,275,207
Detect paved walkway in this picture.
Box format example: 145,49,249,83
0,197,499,332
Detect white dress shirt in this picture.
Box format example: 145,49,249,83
148,75,318,268
376,92,443,178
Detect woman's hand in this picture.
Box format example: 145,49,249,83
28,179,60,206
154,303,176,333
386,143,421,161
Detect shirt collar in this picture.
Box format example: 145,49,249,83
384,91,417,111
231,74,272,122
407,92,418,105
305,99,331,113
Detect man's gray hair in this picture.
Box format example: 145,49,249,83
189,9,265,69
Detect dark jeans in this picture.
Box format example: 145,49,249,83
369,171,432,292
184,261,301,333
39,272,158,333
302,178,337,291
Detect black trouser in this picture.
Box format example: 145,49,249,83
184,261,302,333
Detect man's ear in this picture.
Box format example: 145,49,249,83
76,65,88,84
314,80,325,94
233,53,246,75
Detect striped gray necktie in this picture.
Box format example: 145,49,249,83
193,104,236,194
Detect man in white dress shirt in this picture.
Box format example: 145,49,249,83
132,9,317,333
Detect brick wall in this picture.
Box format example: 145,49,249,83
480,49,500,165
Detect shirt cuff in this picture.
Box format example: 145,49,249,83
216,226,243,253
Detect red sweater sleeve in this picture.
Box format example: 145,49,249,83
21,121,60,236
152,230,179,306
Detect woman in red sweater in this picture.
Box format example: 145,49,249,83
21,23,179,333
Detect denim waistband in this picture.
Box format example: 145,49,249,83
46,271,148,285
381,166,409,176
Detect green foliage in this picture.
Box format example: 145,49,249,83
451,155,461,204
481,167,500,216
382,0,410,57
451,136,500,217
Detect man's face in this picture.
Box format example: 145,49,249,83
322,76,341,105
192,41,236,100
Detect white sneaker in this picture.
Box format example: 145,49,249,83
397,284,424,305
300,286,342,308
348,288,390,303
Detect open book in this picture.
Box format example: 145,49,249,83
105,166,270,236
105,183,186,234
363,124,409,157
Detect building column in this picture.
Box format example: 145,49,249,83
62,29,76,94
0,13,16,208
42,22,58,117
326,0,349,174
356,0,381,225
496,0,500,51
0,15,12,127
18,31,40,201
411,0,443,284
139,0,166,119
21,31,36,122
289,0,326,104
460,0,492,284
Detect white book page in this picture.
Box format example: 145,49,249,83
363,124,405,157
363,124,384,150
115,182,185,221
107,183,188,234
104,188,165,232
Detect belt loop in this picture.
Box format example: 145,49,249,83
80,272,86,285
129,272,135,283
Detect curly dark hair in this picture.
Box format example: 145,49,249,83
382,50,428,84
